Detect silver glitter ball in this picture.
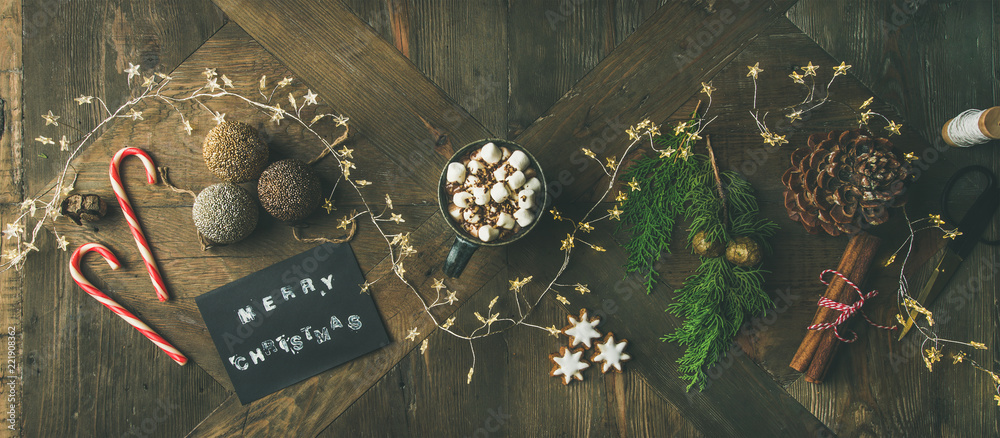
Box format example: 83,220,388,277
192,183,259,244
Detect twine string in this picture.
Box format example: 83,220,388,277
807,269,896,343
946,109,991,147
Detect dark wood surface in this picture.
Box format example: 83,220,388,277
3,0,997,437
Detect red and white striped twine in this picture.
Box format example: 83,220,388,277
807,269,896,343
110,147,169,302
70,243,187,365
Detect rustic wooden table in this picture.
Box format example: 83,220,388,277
2,1,997,437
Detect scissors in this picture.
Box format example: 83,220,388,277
898,165,1000,339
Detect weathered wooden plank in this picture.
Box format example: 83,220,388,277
211,0,497,195
0,0,22,203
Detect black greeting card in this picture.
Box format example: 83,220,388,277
196,243,390,404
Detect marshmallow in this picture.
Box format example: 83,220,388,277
506,170,526,190
448,204,463,220
517,189,535,210
492,166,508,182
481,142,502,164
507,150,530,171
468,160,486,174
514,208,535,227
490,183,509,203
501,147,512,161
471,186,489,205
524,177,542,192
446,162,466,183
463,209,481,224
478,225,499,242
497,212,516,230
453,192,474,208
465,174,480,186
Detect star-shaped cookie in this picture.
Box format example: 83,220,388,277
561,308,602,348
591,333,631,373
549,346,590,385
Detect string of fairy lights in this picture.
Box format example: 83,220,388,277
6,60,997,400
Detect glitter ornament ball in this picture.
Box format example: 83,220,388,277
691,230,724,258
202,121,269,183
192,183,259,244
725,236,762,267
257,159,322,222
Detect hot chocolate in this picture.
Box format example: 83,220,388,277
443,142,542,242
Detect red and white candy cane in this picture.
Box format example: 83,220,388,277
70,243,187,365
110,147,169,302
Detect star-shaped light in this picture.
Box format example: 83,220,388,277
359,282,371,294
258,75,268,91
270,104,284,123
390,213,404,223
182,120,193,135
801,61,819,76
952,351,966,364
155,72,171,80
19,199,33,213
616,191,628,202
581,148,596,159
35,136,53,145
58,136,70,152
42,110,60,126
924,346,943,371
127,109,143,121
2,248,20,262
333,115,350,127
608,205,623,220
546,325,561,337
700,81,715,98
549,207,564,221
605,157,617,171
221,74,234,88
124,63,141,83
686,131,702,143
575,284,590,294
338,146,354,159
59,182,74,197
788,71,805,84
445,290,458,305
394,263,406,277
337,216,351,230
355,179,372,186
659,148,675,159
55,235,69,252
832,61,852,76
303,90,318,105
385,194,394,210
74,95,93,105
405,327,420,342
442,316,456,329
206,78,221,92
627,177,641,192
786,110,803,123
746,62,763,79
3,222,23,240
555,294,570,305
904,152,918,163
771,134,788,146
970,341,987,350
859,109,874,126
943,229,963,240
288,93,297,109
432,278,446,293
277,77,293,87
322,198,335,214
626,127,640,141
885,120,902,136
213,112,227,125
673,121,689,136
578,222,593,233
560,234,575,251
509,276,532,292
141,76,155,88
859,97,874,109
203,68,217,79
390,232,410,247
420,339,429,355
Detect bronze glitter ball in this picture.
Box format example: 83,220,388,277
691,230,724,258
257,159,322,222
202,121,269,183
725,236,762,267
192,183,259,244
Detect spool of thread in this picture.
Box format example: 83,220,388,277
941,106,1000,147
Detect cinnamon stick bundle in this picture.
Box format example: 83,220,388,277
789,232,881,383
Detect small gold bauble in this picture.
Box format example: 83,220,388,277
725,236,762,267
691,230,724,258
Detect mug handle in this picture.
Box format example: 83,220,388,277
443,237,480,278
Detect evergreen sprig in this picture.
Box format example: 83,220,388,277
618,120,779,391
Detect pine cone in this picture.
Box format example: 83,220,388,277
781,130,911,236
